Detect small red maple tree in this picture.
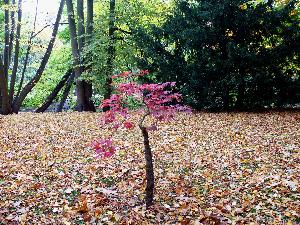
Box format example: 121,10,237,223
92,70,190,207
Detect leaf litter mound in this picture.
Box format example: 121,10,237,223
0,112,299,224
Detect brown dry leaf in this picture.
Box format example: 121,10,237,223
76,195,89,214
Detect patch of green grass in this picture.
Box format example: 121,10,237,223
100,177,116,187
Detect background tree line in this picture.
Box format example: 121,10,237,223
0,0,299,115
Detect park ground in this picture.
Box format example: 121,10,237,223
0,112,299,224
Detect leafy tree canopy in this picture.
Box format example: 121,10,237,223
135,0,300,110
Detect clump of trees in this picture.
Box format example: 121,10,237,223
0,0,65,114
1,0,299,114
135,0,300,110
0,0,170,114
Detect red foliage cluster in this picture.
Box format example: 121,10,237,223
91,139,116,157
92,70,190,157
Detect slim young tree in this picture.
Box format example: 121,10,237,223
56,71,76,112
8,0,16,64
36,69,73,113
3,0,10,80
9,0,22,103
14,0,39,102
93,70,190,207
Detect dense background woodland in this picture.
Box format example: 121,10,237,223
0,0,299,114
0,0,300,224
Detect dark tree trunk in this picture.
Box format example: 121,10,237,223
66,0,95,112
4,0,10,80
14,45,29,102
77,0,85,52
84,0,96,112
66,0,85,111
14,0,39,102
35,69,72,113
12,0,65,113
140,126,154,208
76,0,93,112
103,0,116,112
8,0,16,64
235,76,246,110
86,0,94,40
83,80,95,111
223,89,230,111
0,56,12,115
56,71,75,112
9,0,22,103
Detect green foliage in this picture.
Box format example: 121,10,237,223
58,26,71,43
135,0,300,110
23,46,72,108
84,0,173,96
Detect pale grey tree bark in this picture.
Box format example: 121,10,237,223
9,0,22,103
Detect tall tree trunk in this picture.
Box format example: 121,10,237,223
35,69,72,113
77,0,85,51
8,0,16,64
56,71,75,112
12,0,65,113
66,0,95,112
84,0,96,111
0,56,12,115
14,0,39,102
140,126,155,208
3,0,10,80
9,0,22,103
103,0,116,111
76,0,89,112
86,0,93,41
235,72,246,110
66,0,84,111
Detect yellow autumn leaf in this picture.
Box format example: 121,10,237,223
176,137,184,142
240,3,247,10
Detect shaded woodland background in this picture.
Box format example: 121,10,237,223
0,0,299,115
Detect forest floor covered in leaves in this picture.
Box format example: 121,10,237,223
0,112,299,224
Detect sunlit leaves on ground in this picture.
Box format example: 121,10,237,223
0,112,299,224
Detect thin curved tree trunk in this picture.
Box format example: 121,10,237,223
4,0,10,80
56,71,75,112
12,0,65,113
14,0,39,102
140,126,154,208
9,0,22,103
35,69,72,113
8,0,16,64
14,45,29,102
